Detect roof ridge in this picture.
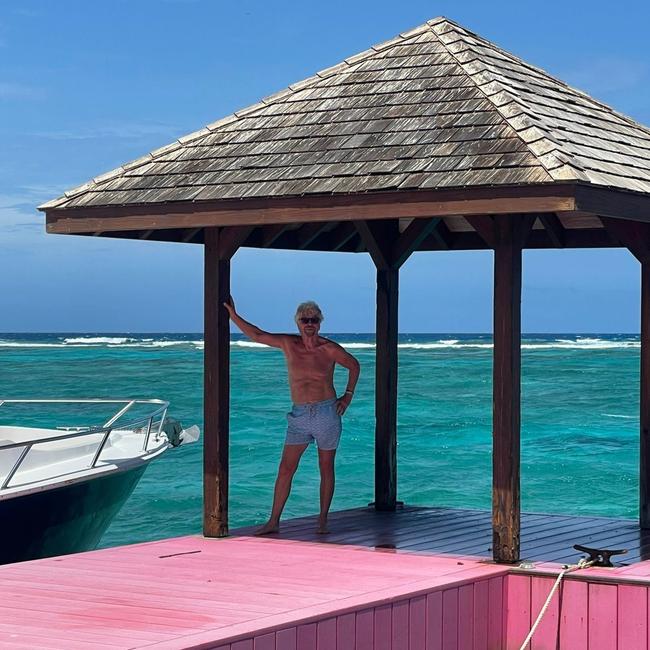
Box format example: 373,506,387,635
434,19,650,140
430,19,589,183
39,20,439,210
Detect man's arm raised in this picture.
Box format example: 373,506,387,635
223,297,287,349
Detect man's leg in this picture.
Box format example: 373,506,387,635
317,448,337,534
256,443,308,535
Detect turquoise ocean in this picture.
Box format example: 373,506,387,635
0,332,641,548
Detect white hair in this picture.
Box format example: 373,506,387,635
294,301,324,324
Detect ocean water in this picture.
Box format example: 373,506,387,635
0,332,641,548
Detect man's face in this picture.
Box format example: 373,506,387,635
297,311,321,337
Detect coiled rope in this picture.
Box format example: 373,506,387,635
519,558,594,650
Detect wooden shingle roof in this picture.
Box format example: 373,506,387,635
41,17,650,213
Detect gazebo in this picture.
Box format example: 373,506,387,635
40,17,650,564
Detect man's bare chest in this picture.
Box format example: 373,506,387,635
285,345,333,375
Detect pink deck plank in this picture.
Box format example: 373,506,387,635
392,599,409,650
0,573,288,614
588,583,618,650
558,580,588,650
355,608,374,650
487,577,504,649
297,622,317,650
232,641,253,650
408,596,425,650
618,585,648,650
441,588,458,650
457,584,473,650
472,579,489,650
505,574,530,650
253,632,275,650
374,603,391,650
317,617,337,648
530,576,559,650
337,612,356,650
0,622,127,648
426,591,443,650
0,633,119,650
276,627,297,650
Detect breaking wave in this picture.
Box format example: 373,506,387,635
0,335,641,351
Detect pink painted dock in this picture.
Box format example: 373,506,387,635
0,534,507,649
4,507,650,649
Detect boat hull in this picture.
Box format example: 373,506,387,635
0,464,146,565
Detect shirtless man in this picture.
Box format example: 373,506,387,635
223,298,360,535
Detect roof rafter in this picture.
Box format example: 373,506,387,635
538,214,565,248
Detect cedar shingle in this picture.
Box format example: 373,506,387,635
42,16,650,211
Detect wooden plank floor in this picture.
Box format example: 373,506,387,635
234,505,650,566
0,534,508,649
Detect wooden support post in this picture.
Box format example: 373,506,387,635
641,261,650,527
356,219,439,511
203,227,232,537
600,217,650,528
492,215,523,563
375,265,399,510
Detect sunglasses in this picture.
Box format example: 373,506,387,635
299,317,321,325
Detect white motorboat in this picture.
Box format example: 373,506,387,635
0,398,198,564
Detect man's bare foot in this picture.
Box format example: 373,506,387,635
317,520,330,535
255,521,279,536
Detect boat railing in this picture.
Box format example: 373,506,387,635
0,399,169,490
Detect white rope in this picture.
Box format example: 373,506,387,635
518,558,594,650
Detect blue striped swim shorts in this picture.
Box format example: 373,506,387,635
285,398,342,450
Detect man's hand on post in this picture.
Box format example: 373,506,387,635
223,296,236,319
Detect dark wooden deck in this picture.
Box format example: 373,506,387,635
235,505,650,565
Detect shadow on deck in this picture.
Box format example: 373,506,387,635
234,505,650,565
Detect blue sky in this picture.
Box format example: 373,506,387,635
1,0,649,333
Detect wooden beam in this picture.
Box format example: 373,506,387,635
492,214,522,564
465,215,496,248
375,266,399,511
218,225,254,260
575,185,650,223
203,228,230,538
538,213,565,248
518,214,537,248
327,222,358,252
45,185,578,234
527,228,615,249
430,220,453,250
600,217,650,263
182,227,202,243
391,218,440,268
295,222,330,250
421,231,486,251
259,223,290,248
354,220,395,270
139,229,154,240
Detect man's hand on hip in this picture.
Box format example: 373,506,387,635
336,393,352,416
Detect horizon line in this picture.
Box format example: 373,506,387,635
0,331,642,336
